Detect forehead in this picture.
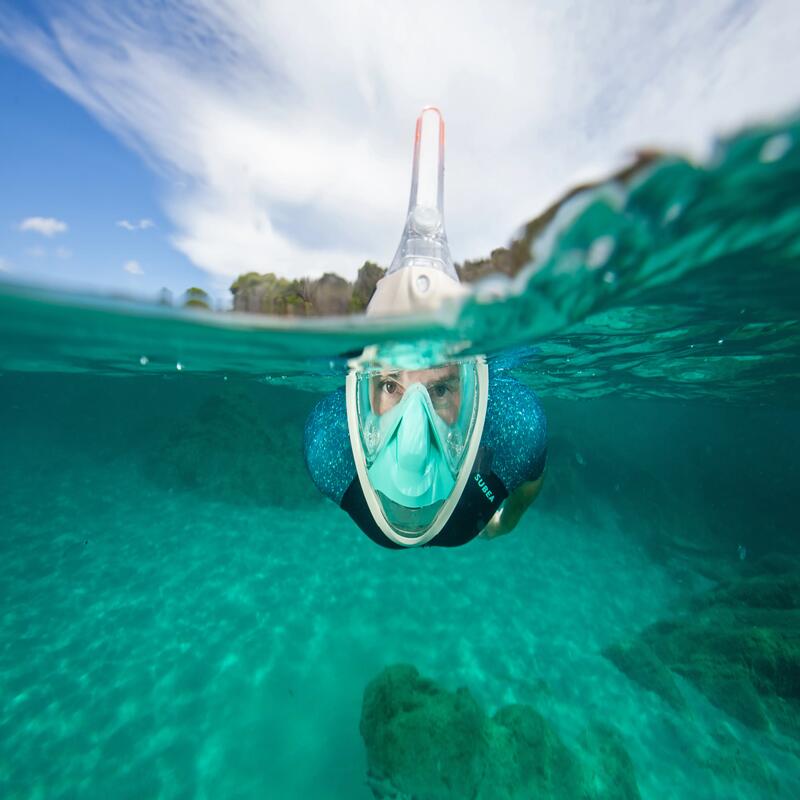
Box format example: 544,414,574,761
403,365,459,383
374,364,460,384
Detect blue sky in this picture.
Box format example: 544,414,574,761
1,1,798,306
0,48,211,300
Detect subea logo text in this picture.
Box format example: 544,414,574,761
474,473,495,503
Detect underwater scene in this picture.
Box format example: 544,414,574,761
1,116,799,799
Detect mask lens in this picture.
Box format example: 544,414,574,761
356,361,477,472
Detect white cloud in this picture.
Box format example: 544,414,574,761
55,246,72,258
123,259,144,275
2,2,799,279
0,257,10,272
117,218,155,231
26,245,47,258
19,216,68,237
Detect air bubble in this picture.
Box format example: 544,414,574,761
447,429,463,456
139,356,149,366
759,134,792,164
663,203,684,224
365,420,381,451
586,236,614,270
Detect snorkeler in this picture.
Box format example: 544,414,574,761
304,108,547,548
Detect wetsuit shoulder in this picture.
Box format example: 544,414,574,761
482,374,547,493
303,388,356,505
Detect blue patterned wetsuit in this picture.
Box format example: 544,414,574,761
303,372,547,547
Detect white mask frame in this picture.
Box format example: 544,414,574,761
345,358,489,547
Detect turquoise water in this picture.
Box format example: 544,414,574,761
1,118,799,798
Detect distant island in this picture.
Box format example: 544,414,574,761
179,153,657,315
227,248,522,316
221,220,534,316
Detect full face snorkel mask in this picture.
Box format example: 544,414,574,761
345,108,489,547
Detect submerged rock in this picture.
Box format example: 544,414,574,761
145,388,320,508
360,664,640,800
603,639,686,712
604,568,800,740
580,723,643,800
359,664,487,799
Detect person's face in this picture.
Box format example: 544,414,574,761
370,364,462,424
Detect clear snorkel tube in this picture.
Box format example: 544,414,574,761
389,106,457,279
366,107,468,317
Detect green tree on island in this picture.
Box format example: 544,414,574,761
183,287,211,310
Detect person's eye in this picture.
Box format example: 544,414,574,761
381,380,399,395
430,383,450,399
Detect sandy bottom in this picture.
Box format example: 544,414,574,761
1,452,798,799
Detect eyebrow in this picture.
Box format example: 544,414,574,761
372,370,459,387
424,376,459,388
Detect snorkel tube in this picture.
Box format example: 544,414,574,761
366,107,468,317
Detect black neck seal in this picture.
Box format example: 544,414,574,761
340,447,508,549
